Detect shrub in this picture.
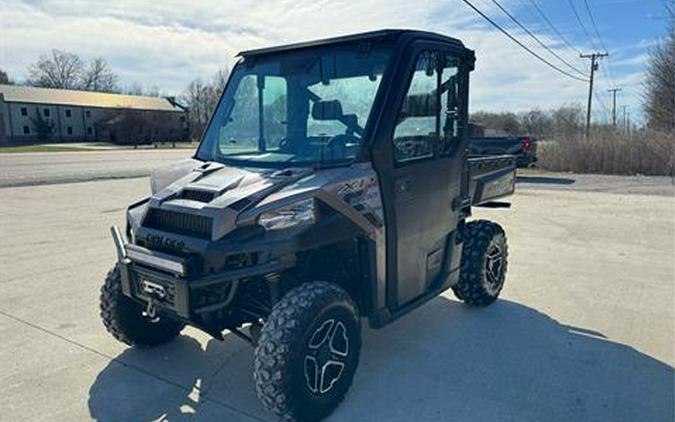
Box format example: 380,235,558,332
537,128,674,176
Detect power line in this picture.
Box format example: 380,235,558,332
489,0,587,76
525,0,582,55
582,0,608,52
581,0,619,87
459,0,590,82
567,0,599,50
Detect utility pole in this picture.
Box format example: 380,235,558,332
607,87,622,127
626,111,631,134
581,52,608,138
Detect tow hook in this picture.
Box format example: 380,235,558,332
142,300,160,323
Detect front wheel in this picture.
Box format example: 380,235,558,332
453,220,508,306
254,281,361,422
100,264,184,347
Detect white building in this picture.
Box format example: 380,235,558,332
0,84,187,143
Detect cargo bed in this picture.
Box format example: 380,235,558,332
468,155,516,205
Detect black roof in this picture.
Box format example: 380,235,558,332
237,29,467,57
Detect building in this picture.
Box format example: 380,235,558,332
0,84,187,144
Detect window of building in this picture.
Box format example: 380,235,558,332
43,108,50,117
65,109,72,118
87,126,93,135
23,126,30,134
20,107,27,116
85,110,91,118
67,126,73,135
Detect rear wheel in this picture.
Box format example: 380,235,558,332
254,281,361,422
100,264,184,347
453,220,508,306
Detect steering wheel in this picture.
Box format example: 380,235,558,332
326,133,360,150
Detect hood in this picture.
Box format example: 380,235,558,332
146,159,314,240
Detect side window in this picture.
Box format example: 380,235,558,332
393,51,439,163
439,54,462,156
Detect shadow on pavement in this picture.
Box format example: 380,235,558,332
88,298,674,422
516,175,576,185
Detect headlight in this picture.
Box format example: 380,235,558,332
258,198,315,231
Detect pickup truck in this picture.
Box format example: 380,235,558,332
469,135,537,167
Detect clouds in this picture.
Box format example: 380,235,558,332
0,0,647,118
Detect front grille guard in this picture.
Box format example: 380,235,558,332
110,225,294,318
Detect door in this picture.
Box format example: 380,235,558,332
377,47,468,308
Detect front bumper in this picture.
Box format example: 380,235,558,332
111,226,292,319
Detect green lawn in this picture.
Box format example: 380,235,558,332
0,145,95,153
0,142,196,153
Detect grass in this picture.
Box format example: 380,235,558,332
0,141,197,153
537,129,674,176
0,145,95,153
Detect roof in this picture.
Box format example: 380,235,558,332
0,84,184,112
238,29,466,57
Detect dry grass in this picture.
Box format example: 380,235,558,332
537,129,675,176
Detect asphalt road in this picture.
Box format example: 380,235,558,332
0,149,192,187
0,154,673,421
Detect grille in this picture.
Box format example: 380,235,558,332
181,189,216,203
144,208,212,239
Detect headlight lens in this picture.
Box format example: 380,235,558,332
258,198,315,231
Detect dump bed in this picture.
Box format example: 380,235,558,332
468,155,516,205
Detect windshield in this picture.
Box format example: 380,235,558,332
196,43,392,168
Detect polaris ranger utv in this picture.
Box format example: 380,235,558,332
102,29,516,421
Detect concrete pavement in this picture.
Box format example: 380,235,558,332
0,149,192,187
0,175,673,421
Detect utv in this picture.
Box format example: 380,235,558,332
102,30,516,421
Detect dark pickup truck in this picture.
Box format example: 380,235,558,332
469,136,537,168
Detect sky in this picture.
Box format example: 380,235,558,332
0,0,670,123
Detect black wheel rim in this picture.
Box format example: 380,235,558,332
485,243,504,290
304,318,349,395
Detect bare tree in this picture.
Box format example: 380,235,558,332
181,67,230,140
181,78,210,140
81,58,118,92
27,50,83,89
145,85,162,97
125,82,145,96
644,2,675,132
0,69,13,84
470,111,523,135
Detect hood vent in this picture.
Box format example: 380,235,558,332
181,189,217,203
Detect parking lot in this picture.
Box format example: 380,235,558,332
0,153,673,422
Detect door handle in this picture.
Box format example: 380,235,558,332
396,178,411,194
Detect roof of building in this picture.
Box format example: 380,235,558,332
0,84,184,112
